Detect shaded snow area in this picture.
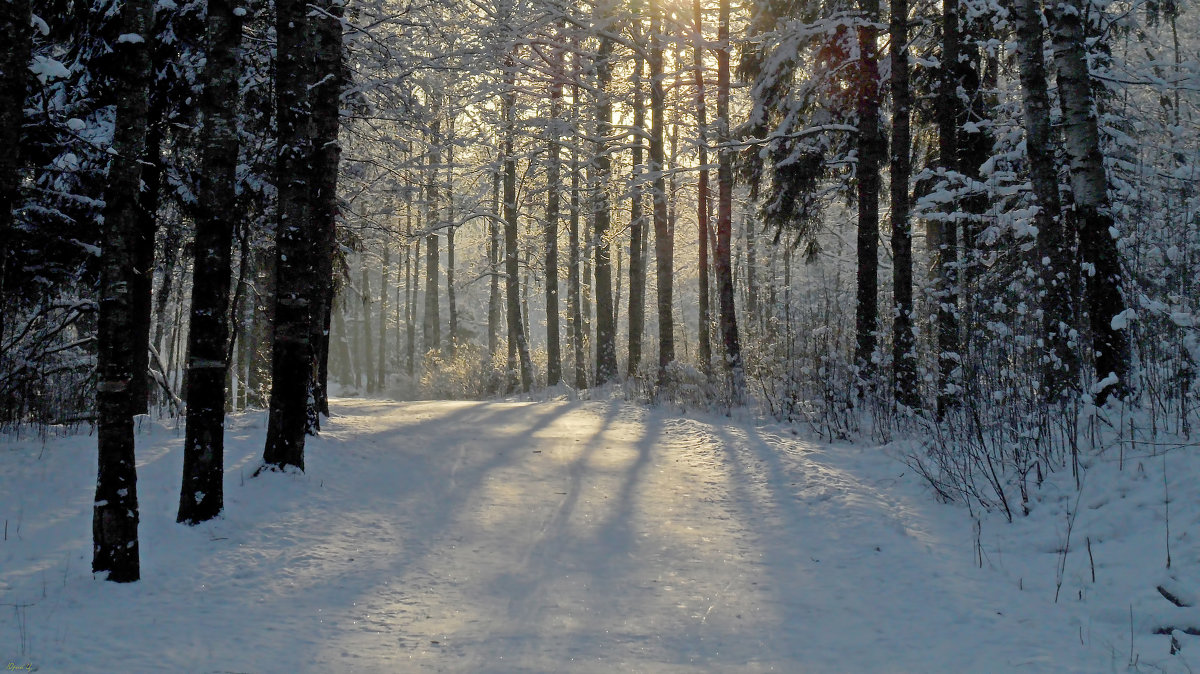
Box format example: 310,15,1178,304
1,399,1197,672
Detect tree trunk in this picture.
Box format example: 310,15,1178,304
930,0,961,418
693,0,712,376
716,0,744,401
361,261,374,392
569,67,586,389
309,0,344,421
0,0,32,351
488,168,502,359
408,235,420,377
130,79,164,416
627,48,647,378
262,0,317,471
1048,0,1130,404
424,120,441,354
1009,0,1075,401
446,119,457,351
592,9,618,385
377,243,389,391
650,6,674,381
854,0,883,388
503,58,532,391
890,0,918,409
93,0,156,582
545,49,563,386
178,0,244,525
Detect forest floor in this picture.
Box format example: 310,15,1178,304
1,398,1197,672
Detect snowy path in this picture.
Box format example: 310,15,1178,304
3,399,1110,672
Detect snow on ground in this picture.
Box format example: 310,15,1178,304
0,398,1196,672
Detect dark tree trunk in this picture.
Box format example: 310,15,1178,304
503,59,532,391
309,0,344,419
693,0,712,376
854,0,882,389
931,0,962,418
424,120,441,354
129,83,164,416
93,0,156,582
592,19,617,385
0,0,31,350
408,235,420,377
569,69,587,390
262,0,317,472
361,262,374,392
716,0,744,401
650,7,673,381
178,0,244,525
445,120,457,351
488,169,502,359
1048,0,1130,404
544,45,564,386
377,243,389,390
627,49,647,377
890,0,918,409
1009,0,1075,401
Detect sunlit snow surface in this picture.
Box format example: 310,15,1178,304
1,399,1195,672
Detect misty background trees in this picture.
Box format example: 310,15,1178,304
0,0,1197,579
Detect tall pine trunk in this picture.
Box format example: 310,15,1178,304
424,120,441,354
569,65,587,389
716,0,744,401
650,6,674,381
545,46,563,386
592,4,618,385
488,169,501,359
503,58,532,391
627,44,647,377
446,125,457,351
262,0,317,472
93,0,156,582
890,0,918,409
377,243,389,390
309,0,344,419
931,0,961,417
693,0,712,376
179,0,244,525
854,0,882,389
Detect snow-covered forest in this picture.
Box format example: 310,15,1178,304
2,0,1199,666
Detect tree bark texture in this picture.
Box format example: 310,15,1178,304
179,0,244,525
263,0,317,472
93,0,156,582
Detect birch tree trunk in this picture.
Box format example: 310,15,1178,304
1009,0,1076,401
1048,0,1130,404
